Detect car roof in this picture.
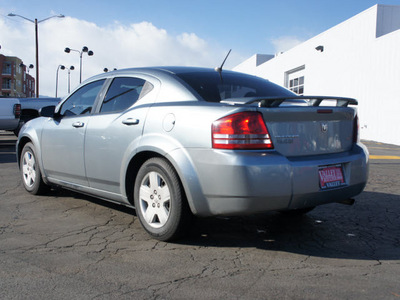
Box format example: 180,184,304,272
82,66,238,83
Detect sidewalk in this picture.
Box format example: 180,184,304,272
363,140,400,160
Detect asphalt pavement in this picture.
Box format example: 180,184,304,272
1,131,399,299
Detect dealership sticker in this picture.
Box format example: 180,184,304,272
319,165,346,189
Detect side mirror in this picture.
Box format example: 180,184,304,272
39,105,56,118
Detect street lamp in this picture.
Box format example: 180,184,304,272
103,68,117,72
20,63,34,74
64,46,94,83
8,13,65,98
55,65,65,97
66,66,75,94
28,64,34,74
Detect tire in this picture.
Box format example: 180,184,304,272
20,142,48,195
134,157,192,241
13,121,25,136
280,206,315,217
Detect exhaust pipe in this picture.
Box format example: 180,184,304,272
337,198,355,206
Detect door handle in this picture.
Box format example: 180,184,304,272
72,121,84,128
122,118,139,125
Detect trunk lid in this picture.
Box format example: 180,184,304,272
258,106,356,157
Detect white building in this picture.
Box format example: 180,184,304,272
234,4,400,146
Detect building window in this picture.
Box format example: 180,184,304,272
289,76,304,95
285,65,305,95
2,78,11,89
2,62,12,75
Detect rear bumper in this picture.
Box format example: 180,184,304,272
0,118,19,131
185,143,369,216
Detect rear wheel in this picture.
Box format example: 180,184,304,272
134,157,191,241
20,143,48,195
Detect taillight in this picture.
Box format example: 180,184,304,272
353,114,359,143
13,104,21,118
212,112,274,150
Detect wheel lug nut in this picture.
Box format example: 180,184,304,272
152,203,156,208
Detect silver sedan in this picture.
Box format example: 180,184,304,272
17,67,369,241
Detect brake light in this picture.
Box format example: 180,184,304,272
13,104,21,118
212,112,274,149
353,114,359,143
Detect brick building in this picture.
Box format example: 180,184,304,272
0,54,35,97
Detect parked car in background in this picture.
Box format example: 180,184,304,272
0,97,60,135
16,97,61,135
16,67,369,241
0,97,21,134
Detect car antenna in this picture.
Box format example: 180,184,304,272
215,49,231,82
215,49,232,73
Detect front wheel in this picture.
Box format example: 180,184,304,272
20,142,48,195
134,157,192,241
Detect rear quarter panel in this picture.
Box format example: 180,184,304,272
138,100,257,214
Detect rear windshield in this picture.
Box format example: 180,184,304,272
176,71,295,102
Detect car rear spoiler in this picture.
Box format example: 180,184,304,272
221,96,358,108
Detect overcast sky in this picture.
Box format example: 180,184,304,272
1,0,399,97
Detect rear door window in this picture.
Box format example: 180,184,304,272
100,77,151,113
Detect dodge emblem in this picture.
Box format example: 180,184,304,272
321,123,328,132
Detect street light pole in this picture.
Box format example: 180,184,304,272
67,66,75,94
8,13,64,98
34,18,39,98
55,65,65,97
79,50,83,83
